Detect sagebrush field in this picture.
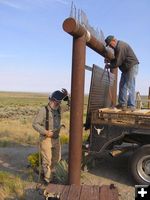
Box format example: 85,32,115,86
0,91,89,146
0,91,149,199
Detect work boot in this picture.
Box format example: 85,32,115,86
43,180,49,186
42,177,50,186
128,106,136,112
121,106,127,111
115,104,127,111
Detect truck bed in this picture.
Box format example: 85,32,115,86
91,108,150,129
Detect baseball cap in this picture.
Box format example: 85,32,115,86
105,35,114,46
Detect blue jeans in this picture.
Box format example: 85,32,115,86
118,64,138,107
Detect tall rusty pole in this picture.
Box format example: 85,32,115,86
148,87,150,109
63,17,116,185
69,35,86,185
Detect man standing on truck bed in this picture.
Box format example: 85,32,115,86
32,89,69,185
105,35,139,111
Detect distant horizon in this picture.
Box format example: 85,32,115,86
0,90,149,97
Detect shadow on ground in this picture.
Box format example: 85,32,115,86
0,144,135,200
0,145,37,178
85,152,135,186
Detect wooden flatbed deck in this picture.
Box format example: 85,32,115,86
44,183,119,200
99,108,150,115
91,108,150,129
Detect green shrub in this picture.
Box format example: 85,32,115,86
60,134,69,144
27,152,39,168
54,160,68,184
83,132,89,141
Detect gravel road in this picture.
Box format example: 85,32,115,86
0,145,135,200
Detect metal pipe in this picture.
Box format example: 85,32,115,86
85,65,92,71
110,68,118,106
63,18,117,104
63,17,118,185
63,17,114,60
148,87,150,109
68,35,86,185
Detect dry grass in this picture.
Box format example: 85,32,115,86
0,171,26,200
0,92,89,147
0,119,38,146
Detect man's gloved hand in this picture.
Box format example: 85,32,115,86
105,63,111,69
61,88,69,101
104,58,110,64
45,130,54,138
104,58,111,69
61,88,68,96
61,88,71,107
83,122,90,130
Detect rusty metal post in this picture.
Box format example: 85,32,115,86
63,18,114,60
63,17,117,185
110,68,118,106
148,87,150,109
68,35,86,185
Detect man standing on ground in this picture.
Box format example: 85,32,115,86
105,35,139,111
32,89,69,185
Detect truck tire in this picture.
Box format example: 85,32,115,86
130,145,150,184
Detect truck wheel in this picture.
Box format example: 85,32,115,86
130,145,150,184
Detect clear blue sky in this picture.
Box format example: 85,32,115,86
0,0,149,95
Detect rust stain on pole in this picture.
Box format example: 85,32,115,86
68,35,86,185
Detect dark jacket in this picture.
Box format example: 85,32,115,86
110,40,139,72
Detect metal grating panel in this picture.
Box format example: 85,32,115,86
85,64,115,129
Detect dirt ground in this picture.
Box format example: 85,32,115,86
0,145,135,200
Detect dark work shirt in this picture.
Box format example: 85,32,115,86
110,40,139,72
